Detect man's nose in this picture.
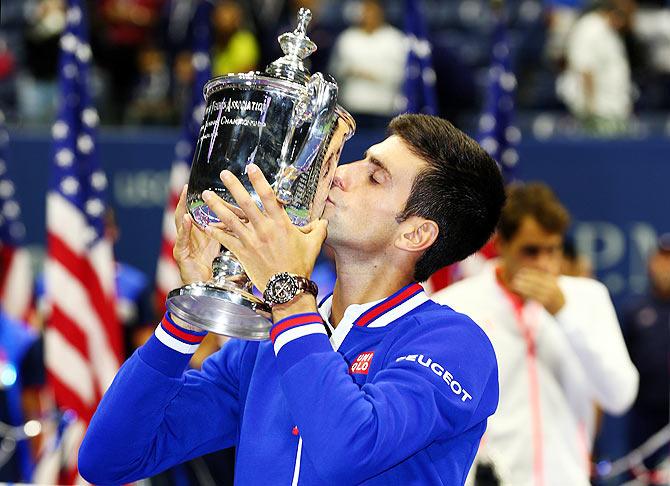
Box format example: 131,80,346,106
331,171,345,191
332,163,353,191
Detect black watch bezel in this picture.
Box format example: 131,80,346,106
263,272,318,306
264,272,300,306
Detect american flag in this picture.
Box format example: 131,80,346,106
155,0,212,312
44,0,121,478
400,0,438,115
0,111,33,322
477,7,521,183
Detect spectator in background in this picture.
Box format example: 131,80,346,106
126,43,174,125
544,0,585,66
92,0,165,124
0,0,26,119
157,0,201,120
18,0,66,124
171,49,196,120
159,0,198,60
328,0,406,126
211,0,260,77
622,233,670,479
0,36,18,118
433,182,638,485
557,0,637,135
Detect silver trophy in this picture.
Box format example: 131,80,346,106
166,9,355,340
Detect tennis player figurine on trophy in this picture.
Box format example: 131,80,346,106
166,8,355,340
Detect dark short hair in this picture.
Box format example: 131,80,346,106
391,114,506,282
497,182,570,241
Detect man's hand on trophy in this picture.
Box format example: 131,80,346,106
173,185,220,285
202,163,328,293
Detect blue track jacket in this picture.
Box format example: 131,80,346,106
80,283,499,485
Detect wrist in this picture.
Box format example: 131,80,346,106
168,312,204,332
271,293,318,323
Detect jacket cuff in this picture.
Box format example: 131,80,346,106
270,313,331,375
138,313,207,377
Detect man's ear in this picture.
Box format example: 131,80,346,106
395,217,439,253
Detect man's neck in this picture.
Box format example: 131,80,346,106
328,253,415,328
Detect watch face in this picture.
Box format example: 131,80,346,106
267,273,298,304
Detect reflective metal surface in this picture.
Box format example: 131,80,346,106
167,284,271,340
165,8,354,339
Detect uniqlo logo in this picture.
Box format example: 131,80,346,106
350,351,374,375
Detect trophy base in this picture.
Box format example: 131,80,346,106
166,283,273,340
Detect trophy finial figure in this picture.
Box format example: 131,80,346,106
266,8,317,84
296,8,312,35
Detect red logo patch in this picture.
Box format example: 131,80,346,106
350,351,374,375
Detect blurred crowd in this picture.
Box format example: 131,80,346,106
0,0,669,133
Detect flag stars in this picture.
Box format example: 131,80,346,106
82,108,99,128
480,137,499,155
3,200,20,219
56,149,75,167
175,140,192,158
52,121,69,139
193,104,206,123
479,114,496,132
66,6,82,25
83,227,98,245
505,126,522,144
60,176,80,195
499,72,517,92
408,35,432,58
77,134,94,154
90,171,107,191
395,95,408,112
86,198,104,217
422,67,436,85
76,43,92,63
60,33,78,53
0,160,5,176
9,222,25,241
192,53,210,71
63,63,79,79
502,148,519,167
0,180,14,198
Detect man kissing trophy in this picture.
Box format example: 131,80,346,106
166,8,355,340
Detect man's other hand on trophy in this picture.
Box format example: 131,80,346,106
173,184,221,287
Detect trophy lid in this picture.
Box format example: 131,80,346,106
265,8,316,84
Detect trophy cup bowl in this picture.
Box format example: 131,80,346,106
166,9,355,340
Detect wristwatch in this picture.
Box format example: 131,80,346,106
263,272,319,307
